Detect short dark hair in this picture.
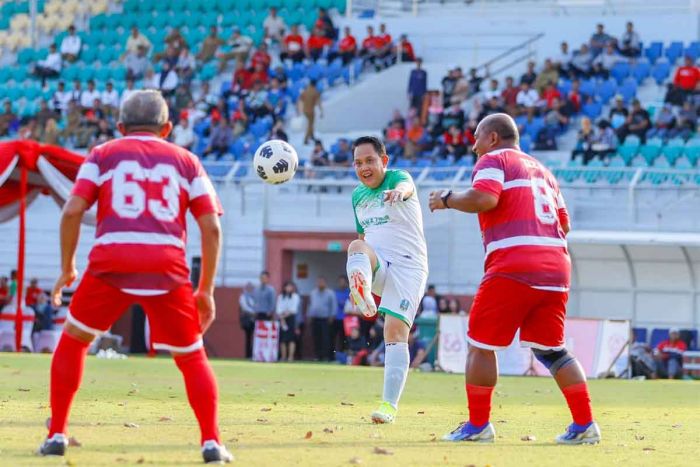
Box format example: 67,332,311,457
352,136,386,156
260,270,270,277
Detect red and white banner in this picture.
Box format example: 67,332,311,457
438,316,629,378
253,320,279,362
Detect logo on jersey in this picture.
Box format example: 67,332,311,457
399,299,409,312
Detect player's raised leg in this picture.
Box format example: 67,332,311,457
371,315,410,424
346,239,378,318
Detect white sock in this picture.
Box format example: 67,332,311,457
346,252,373,285
383,342,410,409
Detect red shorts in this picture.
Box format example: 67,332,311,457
468,276,567,350
67,272,202,353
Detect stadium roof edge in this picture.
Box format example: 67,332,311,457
568,230,700,247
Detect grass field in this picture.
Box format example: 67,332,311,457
0,355,698,466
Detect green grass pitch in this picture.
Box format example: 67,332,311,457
0,354,698,466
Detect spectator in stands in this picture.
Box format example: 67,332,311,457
197,26,223,64
0,275,9,305
18,118,39,140
572,116,596,162
407,326,428,369
36,100,59,129
308,276,337,362
467,67,484,96
332,276,350,355
404,116,425,159
589,23,613,56
360,26,379,68
172,117,195,150
542,81,562,110
570,44,593,78
121,79,137,105
307,26,332,62
396,34,416,63
79,80,99,111
385,119,406,156
253,271,276,321
101,81,120,118
479,96,506,121
310,139,330,167
164,27,187,56
92,118,114,148
337,26,358,65
252,43,272,71
440,124,468,161
33,43,62,86
155,63,179,97
449,68,470,105
608,94,629,130
676,101,697,138
406,58,427,112
654,328,687,379
276,281,300,362
646,103,677,140
34,292,56,332
590,120,618,161
441,67,459,106
630,339,656,379
158,43,180,70
567,79,582,113
59,25,81,63
7,270,15,300
299,80,323,144
0,101,18,137
40,118,60,145
238,282,256,358
218,27,253,71
534,59,559,94
520,61,537,86
482,79,501,103
264,7,287,44
592,43,622,79
618,98,651,143
280,24,305,63
125,45,149,81
554,41,572,76
447,298,465,315
332,138,352,167
270,120,288,142
172,83,193,118
246,80,271,121
516,81,540,114
176,45,196,83
374,23,394,69
419,285,438,318
671,56,700,101
619,21,641,58
501,76,519,114
265,77,287,121
25,278,41,311
51,81,71,116
125,26,152,57
203,118,233,158
315,8,336,40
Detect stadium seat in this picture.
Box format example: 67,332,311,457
664,41,684,64
579,79,595,98
618,80,637,103
644,41,663,63
610,62,630,84
684,41,700,61
630,61,651,84
650,328,669,349
582,101,602,120
651,61,672,86
594,78,616,103
639,138,663,165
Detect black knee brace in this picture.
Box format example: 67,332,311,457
532,348,576,376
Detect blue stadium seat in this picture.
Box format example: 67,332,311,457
582,101,602,120
681,329,698,350
650,328,669,349
557,78,572,96
632,327,647,344
651,61,672,85
610,62,630,84
630,61,651,84
594,78,616,103
644,41,663,63
684,41,700,61
665,41,684,64
618,80,637,103
578,79,595,98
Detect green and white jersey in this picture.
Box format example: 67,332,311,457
352,169,428,271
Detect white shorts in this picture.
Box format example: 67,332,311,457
371,250,427,327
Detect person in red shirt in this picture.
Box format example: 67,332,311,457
542,81,562,109
280,24,305,63
360,25,379,64
250,43,271,71
654,328,687,379
39,90,232,462
567,79,582,113
442,124,467,160
337,26,357,65
25,278,42,309
249,62,269,86
232,59,252,93
673,56,700,93
396,34,416,63
306,26,332,62
429,113,600,445
0,276,8,306
500,76,519,114
374,23,393,70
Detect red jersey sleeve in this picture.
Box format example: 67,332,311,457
553,180,569,229
471,154,505,199
71,150,100,207
188,158,224,219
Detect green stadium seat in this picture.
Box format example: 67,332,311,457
249,11,265,28
286,0,302,9
639,138,663,165
90,14,108,30
80,47,98,64
4,87,22,102
10,66,28,83
333,0,346,14
121,14,140,30
662,143,684,166
110,66,127,82
198,62,217,81
201,12,219,28
267,0,283,9
189,0,209,12
317,0,333,9
17,48,36,65
61,65,80,81
170,13,189,29
94,67,111,82
286,9,303,26
124,0,141,12
300,0,317,11
152,1,170,12
136,15,153,31
78,67,95,82
54,31,68,47
24,85,41,101
104,15,124,31
152,14,170,30
0,68,11,83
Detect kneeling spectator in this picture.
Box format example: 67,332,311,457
654,328,687,379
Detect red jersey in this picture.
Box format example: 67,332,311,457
339,35,357,52
501,87,519,107
471,148,570,290
656,339,687,356
674,65,700,90
251,51,271,70
25,286,42,307
400,40,415,61
362,35,380,51
307,35,332,51
377,33,392,47
284,34,304,52
444,131,466,146
543,87,562,108
72,134,223,294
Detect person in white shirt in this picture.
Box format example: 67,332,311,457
124,26,152,57
276,281,300,362
482,79,501,104
263,7,287,43
120,79,138,105
176,46,196,82
554,41,572,75
142,68,159,90
218,28,253,70
69,79,82,104
34,44,62,86
79,80,100,110
155,63,179,97
101,82,120,117
619,21,641,58
172,118,195,150
52,81,72,115
59,25,81,62
593,43,624,72
516,81,540,111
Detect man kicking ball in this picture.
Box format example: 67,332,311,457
346,136,428,424
429,113,601,445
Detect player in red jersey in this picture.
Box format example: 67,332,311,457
429,113,600,445
38,90,233,463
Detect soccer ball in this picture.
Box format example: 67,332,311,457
253,139,299,184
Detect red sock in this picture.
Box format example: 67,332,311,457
562,382,593,426
466,384,494,427
174,348,220,445
49,332,90,437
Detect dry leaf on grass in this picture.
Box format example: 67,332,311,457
227,438,238,443
416,411,425,415
256,418,268,423
18,388,30,392
304,431,313,439
643,447,656,452
123,422,139,428
261,408,272,412
323,428,334,434
115,458,127,463
373,447,393,455
349,457,362,464
634,435,645,441
340,401,354,406
287,393,296,397
68,437,82,447
521,435,536,441
672,424,682,428
136,457,145,464
158,416,173,422
496,420,508,424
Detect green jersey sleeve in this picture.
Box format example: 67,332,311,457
385,170,414,197
351,189,365,234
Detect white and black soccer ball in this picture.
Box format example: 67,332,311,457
253,139,298,184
